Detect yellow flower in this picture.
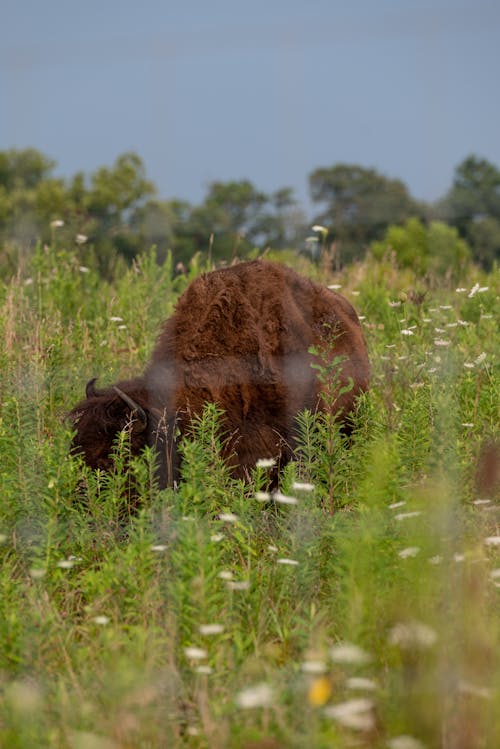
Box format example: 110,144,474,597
308,676,332,707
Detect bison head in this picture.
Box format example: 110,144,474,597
68,378,150,473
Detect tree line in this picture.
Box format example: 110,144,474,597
0,148,498,274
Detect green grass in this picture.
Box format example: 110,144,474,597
0,244,499,748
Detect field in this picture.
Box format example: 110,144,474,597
0,244,499,748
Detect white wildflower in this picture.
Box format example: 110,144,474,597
195,665,213,675
24,277,34,286
434,339,450,347
217,570,233,580
301,660,328,674
75,233,88,244
389,300,402,307
235,682,274,709
210,533,224,542
398,547,420,559
227,580,250,591
109,316,123,322
277,558,299,566
484,536,500,546
29,568,47,579
57,559,75,569
151,544,167,552
428,556,443,565
394,511,422,521
273,492,298,505
401,329,414,336
462,423,474,428
351,290,360,296
50,219,64,228
468,283,480,298
457,319,469,326
199,623,224,636
218,512,238,523
389,501,406,509
184,647,207,660
92,615,110,625
78,265,90,273
389,621,437,649
481,313,493,319
292,481,315,492
439,305,452,310
255,491,270,502
328,283,342,290
256,458,276,469
117,324,127,330
463,362,475,369
387,736,426,749
475,352,487,365
267,545,278,552
478,286,489,293
330,642,371,665
324,697,375,731
473,499,491,506
346,677,378,691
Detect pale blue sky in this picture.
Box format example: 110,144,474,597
2,0,499,210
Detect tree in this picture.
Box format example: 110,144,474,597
309,164,423,265
371,217,470,279
442,155,500,269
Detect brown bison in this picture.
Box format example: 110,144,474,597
69,260,369,486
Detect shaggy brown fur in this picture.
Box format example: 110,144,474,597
69,260,370,486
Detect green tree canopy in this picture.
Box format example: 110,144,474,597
309,164,422,265
441,155,500,269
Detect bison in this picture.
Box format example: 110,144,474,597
69,259,369,487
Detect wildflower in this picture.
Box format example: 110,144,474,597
389,501,406,509
255,491,270,502
50,219,64,228
227,580,250,591
92,615,110,625
235,682,274,709
398,547,420,559
312,224,328,234
267,544,278,552
324,697,375,731
473,499,491,506
29,568,46,579
301,660,328,674
346,677,377,691
210,533,224,542
481,313,493,319
458,680,493,699
446,322,458,328
24,277,34,286
463,362,475,369
351,290,360,296
109,316,123,322
457,319,469,326
184,646,207,660
468,283,480,298
330,642,371,665
195,665,213,675
478,286,489,293
308,676,332,706
78,266,90,273
117,324,127,330
217,570,233,580
199,623,224,636
394,511,422,521
151,544,167,552
57,559,75,569
292,481,315,492
75,234,88,244
434,327,446,333
387,736,426,749
439,305,452,310
389,300,402,307
462,423,474,428
484,536,500,546
401,329,414,336
328,283,342,290
428,556,443,565
218,512,238,523
388,621,437,649
256,458,276,469
434,339,450,347
273,492,298,505
475,352,487,365
277,558,299,566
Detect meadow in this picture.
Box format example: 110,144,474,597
0,243,499,748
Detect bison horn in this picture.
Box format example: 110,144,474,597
86,377,99,398
113,386,148,433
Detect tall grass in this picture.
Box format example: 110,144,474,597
0,245,498,748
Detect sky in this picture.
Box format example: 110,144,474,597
1,0,500,213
